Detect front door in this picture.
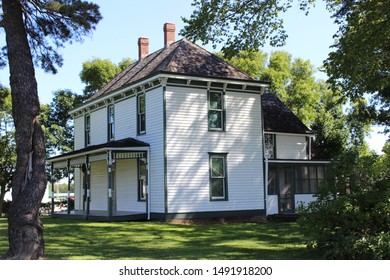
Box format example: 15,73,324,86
277,167,294,213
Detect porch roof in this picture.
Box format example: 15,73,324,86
47,137,150,163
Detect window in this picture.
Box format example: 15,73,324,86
264,134,276,159
85,114,91,146
208,91,225,131
209,153,228,200
137,93,146,134
108,105,115,141
295,165,326,194
138,158,147,201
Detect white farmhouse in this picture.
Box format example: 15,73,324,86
48,23,328,221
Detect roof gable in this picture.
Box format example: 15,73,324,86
262,93,312,135
91,38,254,100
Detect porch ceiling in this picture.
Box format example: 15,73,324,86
47,137,150,165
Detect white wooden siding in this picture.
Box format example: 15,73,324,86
136,87,165,214
115,159,145,212
276,135,308,160
90,108,107,145
165,86,264,214
74,116,84,150
115,97,137,140
90,161,108,211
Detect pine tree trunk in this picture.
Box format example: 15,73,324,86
1,0,47,259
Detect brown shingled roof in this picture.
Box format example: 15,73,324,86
90,38,254,100
262,93,312,134
88,36,311,136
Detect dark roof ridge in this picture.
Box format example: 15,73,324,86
96,62,137,97
89,48,165,100
182,38,254,81
89,37,257,101
159,38,187,71
119,48,165,87
177,38,255,81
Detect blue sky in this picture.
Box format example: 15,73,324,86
0,0,386,152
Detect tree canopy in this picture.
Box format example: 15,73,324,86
181,0,390,128
221,49,370,159
324,0,390,129
79,57,134,98
0,0,102,73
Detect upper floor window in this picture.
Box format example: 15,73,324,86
209,153,228,200
108,105,115,141
264,134,275,159
208,91,225,131
137,93,146,134
85,114,91,146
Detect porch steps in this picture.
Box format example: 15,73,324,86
267,213,300,222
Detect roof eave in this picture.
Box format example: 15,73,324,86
69,72,270,115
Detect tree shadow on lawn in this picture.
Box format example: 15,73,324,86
41,218,323,260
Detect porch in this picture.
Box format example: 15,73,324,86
47,137,151,222
265,159,330,215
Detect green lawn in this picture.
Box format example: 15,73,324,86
0,217,323,260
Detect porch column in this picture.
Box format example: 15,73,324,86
50,163,54,215
86,155,91,217
67,159,71,215
107,150,113,221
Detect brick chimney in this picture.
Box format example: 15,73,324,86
164,23,176,48
138,37,149,60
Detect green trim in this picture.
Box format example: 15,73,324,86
84,113,91,147
208,152,229,201
163,75,269,94
107,104,115,142
207,90,226,132
166,80,265,94
137,93,146,135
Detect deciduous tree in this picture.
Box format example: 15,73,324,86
80,57,134,98
181,0,389,128
222,50,369,159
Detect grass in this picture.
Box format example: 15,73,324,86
0,217,324,260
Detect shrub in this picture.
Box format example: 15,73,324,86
298,147,390,259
